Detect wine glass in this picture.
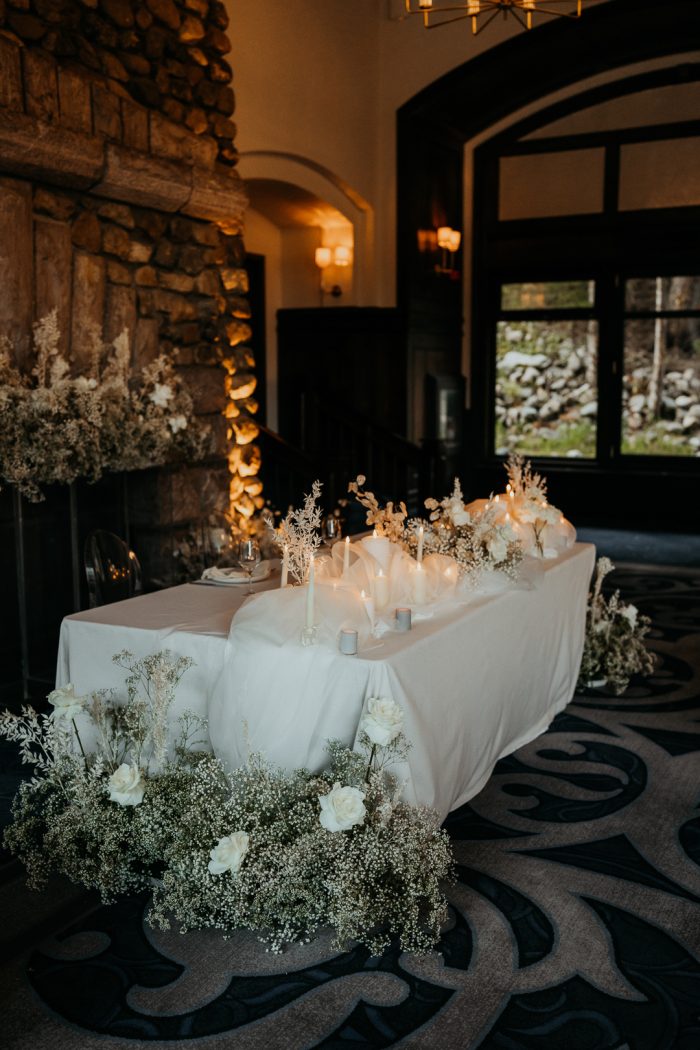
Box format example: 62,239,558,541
322,514,342,545
238,538,261,594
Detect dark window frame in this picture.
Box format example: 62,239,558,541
473,81,700,478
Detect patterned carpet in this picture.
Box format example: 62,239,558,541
1,564,699,1049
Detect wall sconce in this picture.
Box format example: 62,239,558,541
315,245,353,304
436,226,461,276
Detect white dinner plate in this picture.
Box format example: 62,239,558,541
200,562,273,586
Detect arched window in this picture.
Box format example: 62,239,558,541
474,67,700,470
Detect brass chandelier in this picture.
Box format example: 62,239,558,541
403,0,583,35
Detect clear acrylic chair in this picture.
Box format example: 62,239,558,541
84,530,143,608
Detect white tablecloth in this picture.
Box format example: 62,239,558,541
56,544,595,821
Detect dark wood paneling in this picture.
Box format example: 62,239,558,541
277,307,406,445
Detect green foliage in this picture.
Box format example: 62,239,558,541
496,420,596,458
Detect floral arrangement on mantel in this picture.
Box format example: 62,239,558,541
577,557,656,694
0,310,210,502
0,653,452,955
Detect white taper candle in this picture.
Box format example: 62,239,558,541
306,556,315,627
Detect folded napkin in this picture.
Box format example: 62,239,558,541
201,562,272,585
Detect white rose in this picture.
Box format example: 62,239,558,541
319,782,366,832
47,683,87,721
168,414,188,433
447,497,470,527
621,604,638,628
486,534,508,563
361,696,404,747
108,763,146,806
208,831,250,875
150,382,173,408
516,501,538,523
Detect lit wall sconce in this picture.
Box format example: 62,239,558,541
314,244,353,304
436,225,461,276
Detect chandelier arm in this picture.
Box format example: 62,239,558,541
424,10,476,28
508,7,529,30
400,0,586,32
472,8,506,35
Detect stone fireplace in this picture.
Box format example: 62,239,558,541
0,0,263,694
0,0,262,571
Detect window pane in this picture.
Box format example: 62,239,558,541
625,276,700,313
619,137,700,211
622,316,700,457
499,149,605,220
495,320,598,458
501,280,594,311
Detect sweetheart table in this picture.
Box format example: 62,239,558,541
56,543,595,822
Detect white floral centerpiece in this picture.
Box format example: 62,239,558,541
499,453,573,558
348,475,408,544
0,311,210,502
577,557,656,694
276,480,323,583
421,478,524,583
1,658,453,956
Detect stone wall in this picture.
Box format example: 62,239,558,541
0,0,237,165
0,1,260,584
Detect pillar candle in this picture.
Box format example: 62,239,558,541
280,545,289,588
306,556,315,628
417,525,424,564
373,568,390,610
343,535,351,574
360,531,392,572
412,562,427,604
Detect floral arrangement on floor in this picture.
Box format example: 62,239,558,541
0,310,210,502
577,557,656,694
0,654,452,955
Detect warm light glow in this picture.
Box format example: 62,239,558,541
445,229,461,252
315,246,332,269
419,0,433,7
333,245,352,267
436,226,454,249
